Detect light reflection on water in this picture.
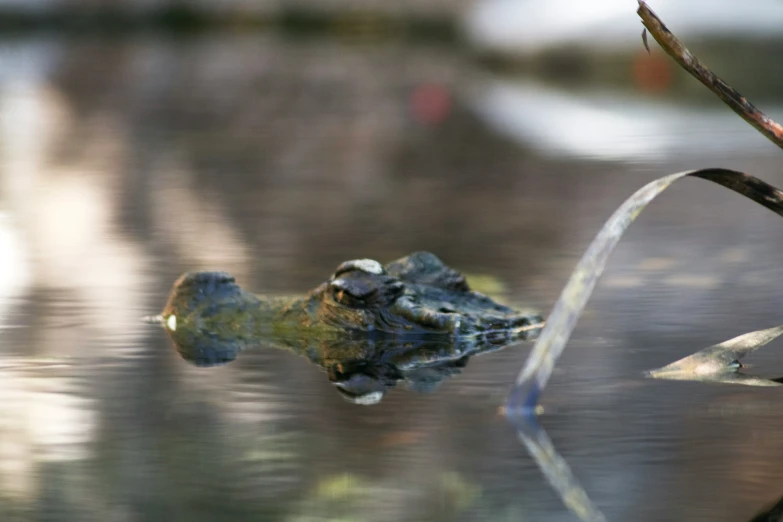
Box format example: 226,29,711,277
1,34,783,520
476,80,783,161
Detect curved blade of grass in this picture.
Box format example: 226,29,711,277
647,324,783,385
513,327,783,522
510,328,783,522
506,168,783,415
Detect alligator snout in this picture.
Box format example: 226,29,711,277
162,271,260,333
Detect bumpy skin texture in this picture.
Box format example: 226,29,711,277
163,251,543,340
161,252,544,403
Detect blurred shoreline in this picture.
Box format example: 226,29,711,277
3,3,783,104
0,5,459,43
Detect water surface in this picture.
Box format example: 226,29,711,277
2,34,783,521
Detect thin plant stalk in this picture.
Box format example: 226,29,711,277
638,1,783,150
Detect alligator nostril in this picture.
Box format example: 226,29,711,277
177,271,236,290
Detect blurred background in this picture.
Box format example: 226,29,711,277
2,1,783,520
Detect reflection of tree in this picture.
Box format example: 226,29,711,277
45,36,565,298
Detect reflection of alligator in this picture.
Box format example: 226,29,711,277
160,252,544,403
171,332,524,404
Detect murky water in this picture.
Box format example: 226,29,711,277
2,33,783,521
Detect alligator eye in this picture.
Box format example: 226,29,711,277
330,277,376,307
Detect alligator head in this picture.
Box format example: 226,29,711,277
160,252,543,403
162,251,543,341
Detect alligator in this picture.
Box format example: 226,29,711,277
160,251,544,403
